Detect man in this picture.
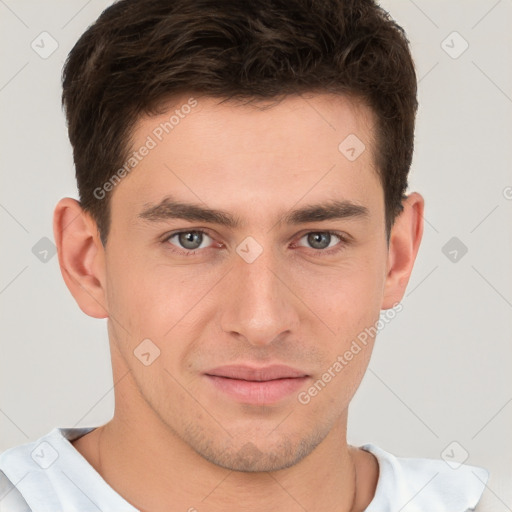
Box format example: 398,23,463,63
0,0,489,510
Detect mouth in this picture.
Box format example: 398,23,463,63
204,364,310,404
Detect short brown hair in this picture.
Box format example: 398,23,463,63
62,0,418,245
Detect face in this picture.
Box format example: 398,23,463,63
88,94,394,471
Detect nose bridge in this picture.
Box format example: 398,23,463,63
220,237,297,345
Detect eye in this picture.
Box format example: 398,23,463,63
295,231,347,254
165,230,214,254
162,229,349,257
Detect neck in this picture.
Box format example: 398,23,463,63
73,368,377,511
96,418,357,512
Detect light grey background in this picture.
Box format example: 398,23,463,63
1,0,511,506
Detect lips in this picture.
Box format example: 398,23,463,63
205,364,308,381
204,364,310,404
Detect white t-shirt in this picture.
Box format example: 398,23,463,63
0,426,488,512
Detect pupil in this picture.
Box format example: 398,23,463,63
309,232,330,249
180,231,201,249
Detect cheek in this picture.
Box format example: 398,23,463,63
296,253,386,334
295,253,385,398
104,249,218,358
104,247,166,343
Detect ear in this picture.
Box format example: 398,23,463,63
381,192,424,309
53,198,108,319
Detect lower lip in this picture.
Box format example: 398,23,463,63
205,375,310,404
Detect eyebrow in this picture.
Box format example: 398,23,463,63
138,195,369,228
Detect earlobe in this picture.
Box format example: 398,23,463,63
381,192,425,309
53,198,109,319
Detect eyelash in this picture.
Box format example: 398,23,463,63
162,229,350,257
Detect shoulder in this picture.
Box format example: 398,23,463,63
0,427,94,475
361,443,489,512
0,427,97,511
0,427,66,480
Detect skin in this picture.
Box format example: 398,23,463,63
53,93,424,512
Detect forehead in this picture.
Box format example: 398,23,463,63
111,93,382,225
141,92,377,157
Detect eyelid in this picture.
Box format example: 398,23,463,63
163,228,216,249
292,230,349,254
162,228,351,256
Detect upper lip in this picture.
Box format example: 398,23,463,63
205,364,308,381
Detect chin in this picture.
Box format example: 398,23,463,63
182,422,327,473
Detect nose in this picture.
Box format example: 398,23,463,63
219,241,300,347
